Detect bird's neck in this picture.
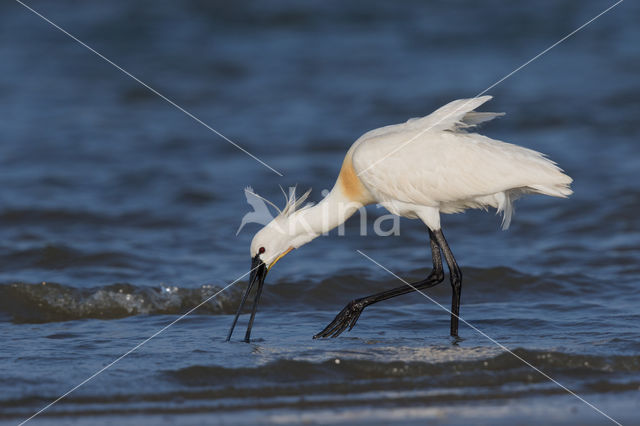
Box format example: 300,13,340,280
287,186,365,247
285,148,374,248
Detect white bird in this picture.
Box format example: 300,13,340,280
227,96,572,342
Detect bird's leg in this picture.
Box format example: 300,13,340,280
432,229,462,337
313,230,445,339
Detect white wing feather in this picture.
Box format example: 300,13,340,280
352,97,572,229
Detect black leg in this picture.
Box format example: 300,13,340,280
313,230,445,339
432,229,462,337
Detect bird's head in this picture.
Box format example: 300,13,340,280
227,187,314,342
249,223,294,270
249,186,314,267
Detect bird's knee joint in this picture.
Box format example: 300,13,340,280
350,298,367,309
428,268,444,282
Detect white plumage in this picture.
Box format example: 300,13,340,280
352,95,572,230
249,95,573,264
232,95,573,342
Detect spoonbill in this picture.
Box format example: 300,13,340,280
226,96,572,342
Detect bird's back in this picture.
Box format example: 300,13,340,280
351,97,572,228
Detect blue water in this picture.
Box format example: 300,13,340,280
1,1,639,425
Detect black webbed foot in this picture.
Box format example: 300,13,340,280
313,299,366,339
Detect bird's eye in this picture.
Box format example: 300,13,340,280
258,247,265,254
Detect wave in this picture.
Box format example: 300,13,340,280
2,349,637,419
166,349,640,387
0,265,600,323
0,282,241,323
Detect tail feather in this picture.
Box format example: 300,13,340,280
529,164,573,198
496,175,572,230
530,183,573,198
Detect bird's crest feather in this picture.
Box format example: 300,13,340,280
245,186,313,223
278,186,313,219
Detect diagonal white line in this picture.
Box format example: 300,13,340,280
357,0,623,178
356,250,622,426
14,0,284,177
18,266,256,426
